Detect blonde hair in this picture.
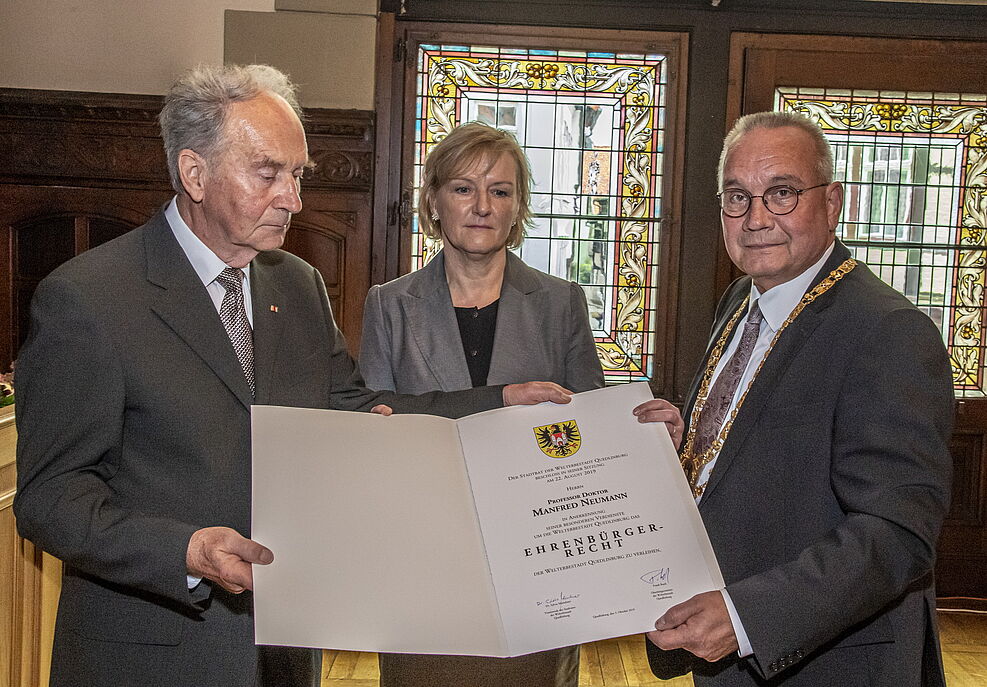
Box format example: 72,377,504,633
418,122,533,250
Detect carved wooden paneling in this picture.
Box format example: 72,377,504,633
305,111,375,192
0,92,166,189
947,433,984,526
0,88,376,368
0,187,176,369
283,195,373,347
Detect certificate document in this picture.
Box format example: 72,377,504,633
251,382,723,657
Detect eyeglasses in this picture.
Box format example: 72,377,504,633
717,183,830,218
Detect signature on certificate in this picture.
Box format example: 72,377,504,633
536,592,581,608
641,568,670,586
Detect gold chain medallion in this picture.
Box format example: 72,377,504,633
681,258,857,499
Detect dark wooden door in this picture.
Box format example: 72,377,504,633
727,33,987,603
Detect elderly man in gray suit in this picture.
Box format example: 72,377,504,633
643,111,953,686
13,63,569,687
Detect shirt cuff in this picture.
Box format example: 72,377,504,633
720,588,754,658
187,574,202,590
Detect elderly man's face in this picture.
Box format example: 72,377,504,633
193,92,308,266
720,125,843,292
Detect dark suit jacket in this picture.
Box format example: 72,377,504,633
14,210,504,687
647,241,954,687
359,249,604,394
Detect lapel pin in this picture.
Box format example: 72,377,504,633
270,305,279,313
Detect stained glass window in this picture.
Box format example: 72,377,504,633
413,44,669,383
777,88,987,396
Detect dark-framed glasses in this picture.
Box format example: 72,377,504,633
717,183,830,218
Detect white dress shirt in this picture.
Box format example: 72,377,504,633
700,242,836,658
164,197,254,590
165,198,253,325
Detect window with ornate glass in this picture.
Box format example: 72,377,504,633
778,88,987,397
402,31,687,385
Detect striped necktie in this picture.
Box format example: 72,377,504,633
216,267,255,396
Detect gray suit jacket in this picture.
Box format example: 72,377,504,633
14,210,504,687
647,241,954,686
360,250,604,394
360,250,602,686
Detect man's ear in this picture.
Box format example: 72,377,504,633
826,181,844,232
178,149,208,203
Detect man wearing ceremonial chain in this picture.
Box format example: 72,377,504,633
640,111,953,686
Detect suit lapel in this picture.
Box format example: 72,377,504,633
405,252,473,391
250,255,285,405
700,306,827,503
699,242,851,504
488,252,540,384
144,211,254,410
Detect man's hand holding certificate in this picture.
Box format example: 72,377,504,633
251,382,723,656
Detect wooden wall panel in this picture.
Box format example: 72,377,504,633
0,406,17,687
1,405,61,687
0,88,376,369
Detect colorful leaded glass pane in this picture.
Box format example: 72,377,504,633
414,44,668,383
777,88,987,397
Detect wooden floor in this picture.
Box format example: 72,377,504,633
940,611,987,686
321,610,987,686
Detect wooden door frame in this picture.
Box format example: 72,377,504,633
726,31,987,602
372,17,689,395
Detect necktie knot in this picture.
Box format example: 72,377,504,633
747,299,763,325
216,267,245,294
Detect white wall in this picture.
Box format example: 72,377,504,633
226,1,378,109
0,0,275,95
0,0,377,109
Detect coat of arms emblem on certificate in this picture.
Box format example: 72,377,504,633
534,420,581,458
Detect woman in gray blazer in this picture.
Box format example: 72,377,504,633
360,122,604,686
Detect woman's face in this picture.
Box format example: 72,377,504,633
432,152,520,260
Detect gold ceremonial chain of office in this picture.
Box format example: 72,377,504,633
680,258,857,499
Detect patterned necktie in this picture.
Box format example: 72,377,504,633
216,267,255,396
688,300,763,486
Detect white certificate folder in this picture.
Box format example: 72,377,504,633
251,382,723,657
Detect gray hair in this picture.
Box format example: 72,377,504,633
159,63,303,193
717,111,834,189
